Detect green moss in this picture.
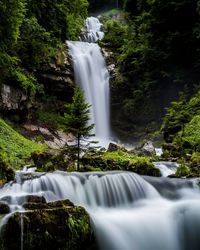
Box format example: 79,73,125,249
175,165,191,178
82,150,160,176
0,118,46,167
80,165,102,172
36,111,66,130
176,115,200,151
1,202,93,250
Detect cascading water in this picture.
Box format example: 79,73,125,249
67,17,110,146
154,161,179,177
1,170,200,250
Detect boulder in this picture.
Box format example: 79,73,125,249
107,142,126,152
0,202,10,214
134,141,156,157
1,200,97,250
0,84,29,111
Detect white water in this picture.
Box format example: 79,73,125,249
154,161,178,177
67,17,110,147
83,17,104,43
155,147,163,156
0,170,200,250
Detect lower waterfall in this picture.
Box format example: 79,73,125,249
0,170,200,250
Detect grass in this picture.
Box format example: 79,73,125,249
37,111,65,130
0,118,46,167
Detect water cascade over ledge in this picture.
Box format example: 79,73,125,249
1,170,200,250
67,17,111,146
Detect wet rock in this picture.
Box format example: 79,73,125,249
107,142,126,152
134,141,156,157
0,202,10,214
1,200,96,250
31,149,76,172
37,47,75,102
26,195,46,204
0,84,29,111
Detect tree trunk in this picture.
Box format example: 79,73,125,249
77,134,80,171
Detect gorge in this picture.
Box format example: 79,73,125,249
1,1,200,250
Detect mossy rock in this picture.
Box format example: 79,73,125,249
0,150,15,185
162,143,180,160
0,200,97,250
31,149,74,172
82,150,160,176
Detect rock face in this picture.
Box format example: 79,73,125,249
0,199,97,250
31,148,77,172
134,141,156,157
0,47,75,120
107,142,126,152
0,84,29,111
37,47,75,101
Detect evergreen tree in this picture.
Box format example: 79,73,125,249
64,86,94,171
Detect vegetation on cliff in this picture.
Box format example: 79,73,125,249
101,0,200,141
0,118,46,168
0,0,88,98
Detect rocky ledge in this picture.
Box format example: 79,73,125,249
0,198,97,250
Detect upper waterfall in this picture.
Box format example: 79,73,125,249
67,17,111,146
83,17,104,43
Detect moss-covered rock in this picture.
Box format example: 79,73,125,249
175,164,191,178
0,149,15,185
82,150,160,176
31,148,76,172
0,199,96,250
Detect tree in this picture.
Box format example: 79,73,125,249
64,87,94,171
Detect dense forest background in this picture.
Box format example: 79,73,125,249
1,0,200,154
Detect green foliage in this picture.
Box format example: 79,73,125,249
82,150,160,176
26,0,88,41
0,0,26,48
37,111,66,130
18,17,58,70
102,0,200,141
12,69,43,96
64,87,94,139
0,147,15,183
175,115,200,151
162,90,200,144
0,0,88,100
162,95,191,142
0,118,46,167
103,150,153,168
175,164,191,177
64,86,94,170
103,18,132,53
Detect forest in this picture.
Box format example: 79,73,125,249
1,0,200,249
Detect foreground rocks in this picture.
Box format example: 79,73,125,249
0,199,97,250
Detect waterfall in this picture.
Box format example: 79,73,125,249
153,161,178,177
1,170,200,250
67,17,110,146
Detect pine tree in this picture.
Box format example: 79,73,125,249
64,86,94,171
